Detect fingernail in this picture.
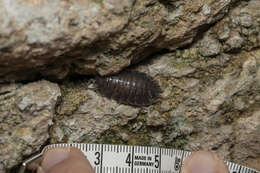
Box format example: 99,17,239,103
181,151,229,173
40,147,71,171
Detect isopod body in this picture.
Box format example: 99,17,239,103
94,71,161,107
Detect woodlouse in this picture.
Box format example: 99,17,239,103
94,70,161,107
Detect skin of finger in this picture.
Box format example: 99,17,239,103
39,147,94,173
47,156,94,173
181,151,229,173
40,147,87,171
40,147,71,171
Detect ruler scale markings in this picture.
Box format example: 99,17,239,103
236,164,240,173
159,148,162,173
35,143,260,173
131,146,134,173
237,163,242,173
237,166,243,173
178,151,184,173
230,162,234,171
241,167,246,173
100,144,103,173
246,167,250,173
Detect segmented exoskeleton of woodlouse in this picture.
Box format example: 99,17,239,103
94,70,161,107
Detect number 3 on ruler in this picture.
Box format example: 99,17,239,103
94,152,101,165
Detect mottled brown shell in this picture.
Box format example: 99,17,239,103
95,71,161,107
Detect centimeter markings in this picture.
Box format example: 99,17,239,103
43,143,259,173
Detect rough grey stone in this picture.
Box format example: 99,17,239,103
141,55,196,78
0,80,60,172
1,1,260,172
217,24,231,41
233,110,260,169
151,132,163,143
239,13,253,27
224,33,244,52
0,0,234,82
146,110,167,126
214,0,260,51
199,35,222,57
51,90,139,143
202,54,257,113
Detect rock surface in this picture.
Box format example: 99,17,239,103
0,0,260,173
0,0,233,82
0,81,60,172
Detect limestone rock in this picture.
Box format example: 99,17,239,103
1,0,260,172
0,80,60,172
214,0,260,51
0,0,233,82
199,35,222,57
146,110,167,126
233,110,260,170
51,89,139,143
